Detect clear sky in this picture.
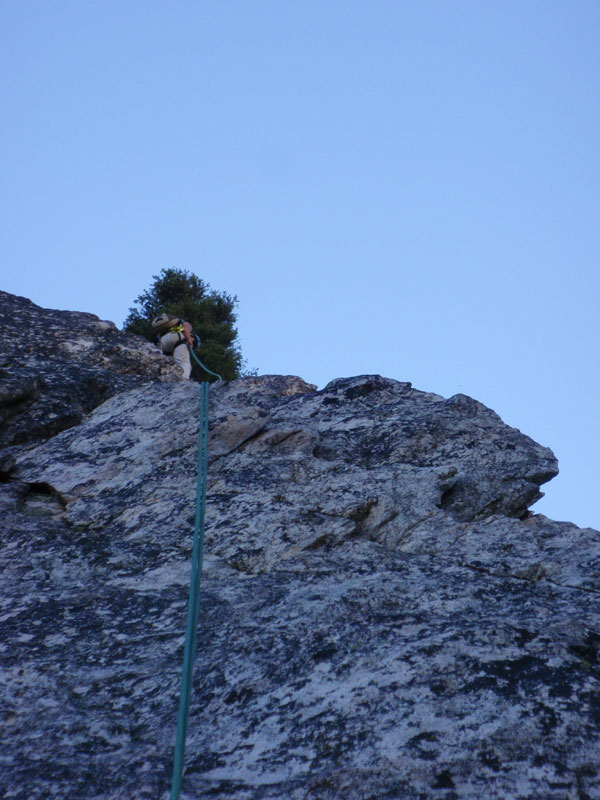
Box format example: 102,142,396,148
2,1,598,530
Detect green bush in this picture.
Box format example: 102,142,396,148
123,268,244,381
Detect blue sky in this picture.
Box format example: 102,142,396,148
2,1,598,529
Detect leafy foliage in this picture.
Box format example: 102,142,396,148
123,268,244,381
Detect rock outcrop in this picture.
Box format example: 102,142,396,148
0,290,180,461
1,293,599,800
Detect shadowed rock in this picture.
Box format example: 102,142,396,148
0,290,181,454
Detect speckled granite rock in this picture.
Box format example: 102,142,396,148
2,297,600,800
0,290,181,455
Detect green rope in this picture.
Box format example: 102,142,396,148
170,351,223,799
190,348,223,382
170,381,210,800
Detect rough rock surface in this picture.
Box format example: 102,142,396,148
2,294,600,799
0,290,181,460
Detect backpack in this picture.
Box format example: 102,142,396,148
151,313,182,337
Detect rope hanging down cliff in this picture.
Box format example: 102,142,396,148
170,355,222,800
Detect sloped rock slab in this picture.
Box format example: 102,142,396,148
397,511,600,594
5,373,600,799
1,509,599,799
15,374,558,573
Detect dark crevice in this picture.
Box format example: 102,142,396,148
569,632,600,666
0,454,17,481
24,481,67,508
438,485,457,508
0,384,41,410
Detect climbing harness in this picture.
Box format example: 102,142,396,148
169,355,222,800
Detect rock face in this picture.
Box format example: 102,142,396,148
0,290,181,461
1,293,599,800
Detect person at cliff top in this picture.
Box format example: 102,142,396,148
151,313,198,380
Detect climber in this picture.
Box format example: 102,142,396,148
152,313,198,380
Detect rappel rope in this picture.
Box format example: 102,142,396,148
189,348,224,382
170,350,222,800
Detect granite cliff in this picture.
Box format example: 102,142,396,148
1,291,599,799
